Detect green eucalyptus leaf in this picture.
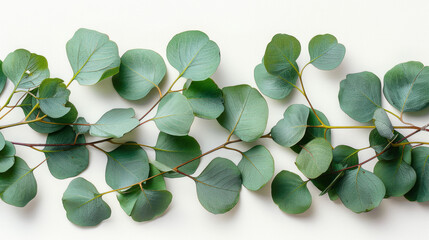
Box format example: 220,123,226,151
271,170,312,214
308,34,345,70
2,49,49,89
0,157,37,207
0,132,5,151
405,147,429,202
38,78,71,118
183,78,224,119
0,60,7,94
0,142,15,173
374,159,416,197
155,132,201,178
72,117,90,135
384,61,429,112
62,178,111,226
254,62,297,100
296,138,333,179
113,49,166,100
369,129,412,163
196,157,242,214
271,104,310,148
44,127,89,179
167,30,220,81
217,85,268,142
339,71,382,122
238,145,274,191
373,108,394,139
90,108,139,138
66,28,120,85
264,34,300,77
105,143,149,189
154,92,194,136
336,168,385,213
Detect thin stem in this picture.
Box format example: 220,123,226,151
297,74,325,126
0,92,28,121
31,158,48,171
0,115,48,129
139,96,164,121
24,102,39,121
12,138,112,147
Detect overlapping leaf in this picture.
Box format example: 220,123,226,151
90,108,139,138
183,78,224,119
238,145,274,191
308,34,345,70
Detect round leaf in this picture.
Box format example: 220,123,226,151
405,147,429,202
0,60,7,94
183,78,224,119
238,145,274,191
308,34,345,70
38,78,71,118
196,157,242,214
339,71,382,122
0,131,5,151
154,92,194,136
263,34,300,77
113,49,166,100
217,85,268,142
167,30,220,81
296,138,333,179
373,108,394,139
89,108,139,138
254,62,297,100
374,159,416,197
66,28,120,85
0,141,15,173
271,170,312,214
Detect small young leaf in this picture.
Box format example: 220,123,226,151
308,34,345,70
154,92,194,136
155,132,201,178
374,159,416,197
2,49,49,89
335,168,385,213
405,147,429,202
271,170,312,214
183,78,224,119
167,30,220,81
44,127,89,179
264,34,300,77
0,141,15,173
217,85,268,142
196,158,242,214
113,49,166,100
254,62,297,100
339,72,382,122
72,117,90,135
384,61,429,112
105,143,149,189
62,178,111,226
296,138,333,179
369,129,412,163
271,104,310,148
66,28,120,85
373,108,394,139
0,60,7,94
38,78,71,118
0,157,37,207
238,145,274,191
90,108,139,138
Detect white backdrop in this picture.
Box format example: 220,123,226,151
1,0,429,239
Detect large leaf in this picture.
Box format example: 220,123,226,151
105,143,149,189
384,61,429,112
0,141,15,173
66,28,120,85
373,108,394,139
117,164,172,222
0,157,37,207
44,127,89,179
154,93,194,136
339,71,382,122
264,34,300,77
369,129,412,163
308,34,345,70
183,78,224,119
335,168,386,213
38,78,71,118
254,62,297,100
2,49,49,89
0,60,7,94
405,147,429,202
154,132,201,178
113,49,166,100
374,159,416,197
90,108,139,138
196,158,242,214
238,145,274,191
167,30,220,81
271,170,312,214
271,104,309,147
217,85,268,142
296,138,332,179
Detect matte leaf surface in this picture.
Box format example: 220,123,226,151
374,159,416,197
271,104,309,147
0,60,7,94
0,141,15,173
238,145,274,191
373,108,394,139
296,138,332,179
90,108,139,138
264,34,300,77
254,62,297,100
72,117,90,135
308,34,345,70
38,78,71,118
405,147,429,202
369,130,412,163
183,78,224,119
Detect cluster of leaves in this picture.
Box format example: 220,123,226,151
0,29,428,227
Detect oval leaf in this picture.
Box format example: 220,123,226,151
296,138,333,179
38,78,71,118
339,71,382,122
271,104,309,147
113,49,166,100
0,60,7,94
196,158,242,214
217,85,268,142
0,141,15,173
238,145,274,191
374,159,416,197
308,34,345,70
90,108,139,138
405,147,429,202
62,178,111,226
264,34,300,77
271,170,312,214
183,78,224,119
66,28,120,85
254,62,297,100
373,108,394,139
